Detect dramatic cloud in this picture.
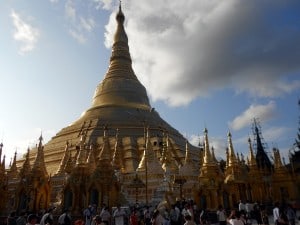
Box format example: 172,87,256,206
104,0,300,106
65,0,96,43
229,101,277,131
10,10,40,54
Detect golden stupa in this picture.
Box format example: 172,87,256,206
1,4,299,216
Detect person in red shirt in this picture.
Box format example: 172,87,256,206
130,209,138,225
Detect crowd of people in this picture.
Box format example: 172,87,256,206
4,200,299,225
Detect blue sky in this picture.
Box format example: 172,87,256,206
0,0,299,167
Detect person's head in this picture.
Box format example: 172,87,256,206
47,208,54,213
94,216,102,224
184,215,192,221
27,214,38,224
63,208,69,214
230,210,236,219
218,205,223,210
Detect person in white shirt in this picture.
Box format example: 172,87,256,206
100,206,111,225
273,202,280,225
84,206,93,225
239,201,246,214
227,210,244,225
216,205,226,225
113,205,126,225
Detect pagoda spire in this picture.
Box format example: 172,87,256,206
137,128,164,174
273,148,284,169
0,142,3,162
64,149,73,174
98,127,111,166
179,139,197,176
162,133,177,173
19,148,31,178
32,134,48,176
1,155,5,170
248,138,257,167
112,129,124,172
227,131,237,166
253,119,272,171
9,151,18,178
87,144,96,172
184,140,193,165
76,133,87,167
56,141,70,174
91,3,150,110
203,128,212,165
211,146,217,163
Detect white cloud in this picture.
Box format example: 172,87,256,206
69,29,87,44
189,134,227,160
80,17,95,32
104,0,300,106
229,101,277,131
93,0,113,10
10,10,40,54
64,1,96,43
65,0,76,21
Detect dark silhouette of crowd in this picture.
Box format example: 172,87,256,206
2,199,299,225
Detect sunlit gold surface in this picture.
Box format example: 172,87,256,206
2,5,299,215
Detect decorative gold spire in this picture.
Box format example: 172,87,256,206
211,146,217,163
273,147,284,169
203,128,212,165
64,149,73,174
1,154,5,170
91,4,151,110
56,141,70,174
162,133,178,174
179,140,196,176
0,142,3,162
237,152,240,163
137,128,163,174
87,144,96,172
19,148,31,178
112,129,124,172
9,151,18,178
76,133,87,167
32,135,48,176
98,127,111,166
184,140,193,165
227,131,237,166
248,137,257,166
